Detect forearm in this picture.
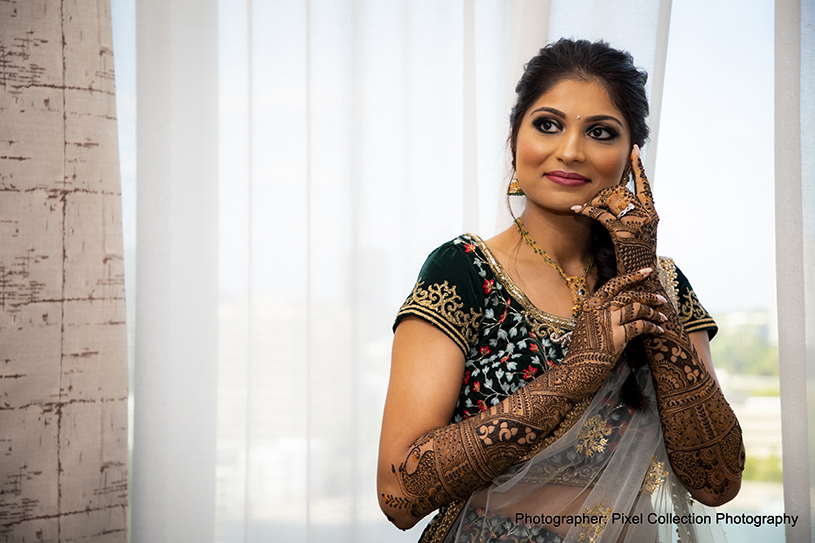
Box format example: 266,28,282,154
380,357,609,529
640,276,745,505
578,149,744,503
380,270,661,528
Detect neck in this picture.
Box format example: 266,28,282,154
516,208,594,275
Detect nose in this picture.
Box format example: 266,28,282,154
555,130,585,164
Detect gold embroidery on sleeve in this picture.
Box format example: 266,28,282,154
657,256,716,334
398,279,482,354
679,288,713,324
656,256,680,312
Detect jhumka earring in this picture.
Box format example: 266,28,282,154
508,175,525,196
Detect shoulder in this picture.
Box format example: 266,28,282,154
394,234,487,355
657,256,718,339
421,234,483,270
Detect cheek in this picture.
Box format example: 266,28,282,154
594,151,629,187
516,139,549,171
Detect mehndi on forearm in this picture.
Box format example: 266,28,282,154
382,272,658,525
640,276,745,502
382,349,615,524
583,153,745,501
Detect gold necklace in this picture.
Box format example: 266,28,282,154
514,218,593,319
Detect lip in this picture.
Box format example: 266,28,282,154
544,170,590,187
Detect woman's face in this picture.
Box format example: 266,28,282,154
514,78,632,213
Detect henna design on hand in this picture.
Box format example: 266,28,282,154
576,146,745,502
642,290,745,502
382,386,574,522
382,271,663,524
575,147,659,275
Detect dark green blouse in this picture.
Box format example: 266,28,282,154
395,233,717,424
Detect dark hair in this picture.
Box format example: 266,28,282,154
510,39,651,409
509,38,649,168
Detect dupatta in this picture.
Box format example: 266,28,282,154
445,359,728,543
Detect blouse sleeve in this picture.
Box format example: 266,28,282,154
394,238,485,356
658,256,718,339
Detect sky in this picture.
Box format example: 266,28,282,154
653,0,775,314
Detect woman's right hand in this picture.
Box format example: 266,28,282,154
549,268,668,401
572,145,660,276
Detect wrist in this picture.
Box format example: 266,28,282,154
539,353,614,400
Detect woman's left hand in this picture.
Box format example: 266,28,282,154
572,145,659,275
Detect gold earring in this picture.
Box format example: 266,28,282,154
508,175,524,196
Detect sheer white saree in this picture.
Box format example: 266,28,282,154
447,361,728,543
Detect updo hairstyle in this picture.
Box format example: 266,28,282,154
509,38,650,169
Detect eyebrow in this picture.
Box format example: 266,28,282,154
530,107,624,128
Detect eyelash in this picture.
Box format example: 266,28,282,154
532,118,620,141
588,125,619,141
533,118,562,133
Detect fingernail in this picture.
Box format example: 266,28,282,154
571,205,583,211
639,267,652,275
633,144,640,158
656,295,667,304
657,326,665,333
660,312,667,322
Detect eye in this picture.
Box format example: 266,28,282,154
533,117,562,134
588,125,619,141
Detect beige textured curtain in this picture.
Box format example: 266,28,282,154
0,1,128,540
775,0,815,541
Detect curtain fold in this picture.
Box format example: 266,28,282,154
131,0,220,541
0,1,128,540
775,0,815,541
130,1,671,541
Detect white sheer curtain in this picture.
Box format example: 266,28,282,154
128,1,671,542
775,0,815,541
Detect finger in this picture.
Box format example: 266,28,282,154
613,290,669,307
572,203,618,226
622,320,664,343
605,190,635,217
617,302,667,325
597,185,635,209
596,268,653,298
631,145,654,203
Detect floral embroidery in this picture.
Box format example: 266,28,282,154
642,455,669,494
579,503,612,543
440,235,575,422
576,415,613,458
405,240,717,543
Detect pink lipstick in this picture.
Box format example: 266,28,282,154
544,170,590,187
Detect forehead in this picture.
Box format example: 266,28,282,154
528,78,624,118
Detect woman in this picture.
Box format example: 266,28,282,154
378,39,744,542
